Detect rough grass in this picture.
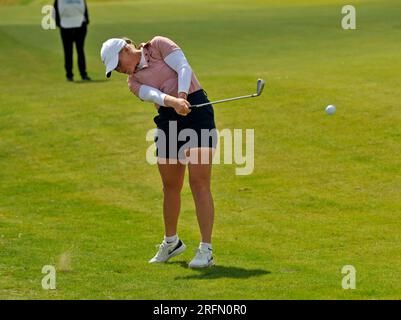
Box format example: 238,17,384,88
0,0,400,299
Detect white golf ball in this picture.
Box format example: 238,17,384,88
325,105,336,115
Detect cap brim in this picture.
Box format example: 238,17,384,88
105,54,119,78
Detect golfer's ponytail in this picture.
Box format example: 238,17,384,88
122,37,137,48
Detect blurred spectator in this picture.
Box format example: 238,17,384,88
53,0,91,81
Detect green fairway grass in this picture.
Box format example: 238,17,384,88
1,0,400,299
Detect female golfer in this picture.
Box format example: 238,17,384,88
101,36,217,268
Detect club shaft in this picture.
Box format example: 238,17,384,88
191,94,257,108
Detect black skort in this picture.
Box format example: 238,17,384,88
153,89,218,160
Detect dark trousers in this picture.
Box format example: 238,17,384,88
60,24,88,79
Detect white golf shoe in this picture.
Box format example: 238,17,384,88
188,248,214,268
149,239,186,263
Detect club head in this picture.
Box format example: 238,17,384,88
256,79,265,96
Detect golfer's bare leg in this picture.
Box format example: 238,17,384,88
157,159,186,237
187,148,215,244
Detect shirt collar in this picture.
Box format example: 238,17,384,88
138,48,146,69
134,48,148,72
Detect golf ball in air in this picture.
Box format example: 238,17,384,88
326,105,336,115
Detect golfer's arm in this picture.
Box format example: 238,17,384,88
138,85,177,108
164,50,192,95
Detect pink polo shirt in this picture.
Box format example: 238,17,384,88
127,36,202,99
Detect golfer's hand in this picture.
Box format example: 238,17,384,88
173,98,191,116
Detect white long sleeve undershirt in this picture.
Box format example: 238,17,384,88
139,85,167,106
164,50,192,94
137,49,192,106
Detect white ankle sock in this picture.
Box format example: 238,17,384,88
200,242,212,251
164,235,178,244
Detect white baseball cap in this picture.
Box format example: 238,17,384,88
100,38,127,78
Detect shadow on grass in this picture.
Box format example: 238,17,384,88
170,261,271,280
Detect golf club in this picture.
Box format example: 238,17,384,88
190,78,265,108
